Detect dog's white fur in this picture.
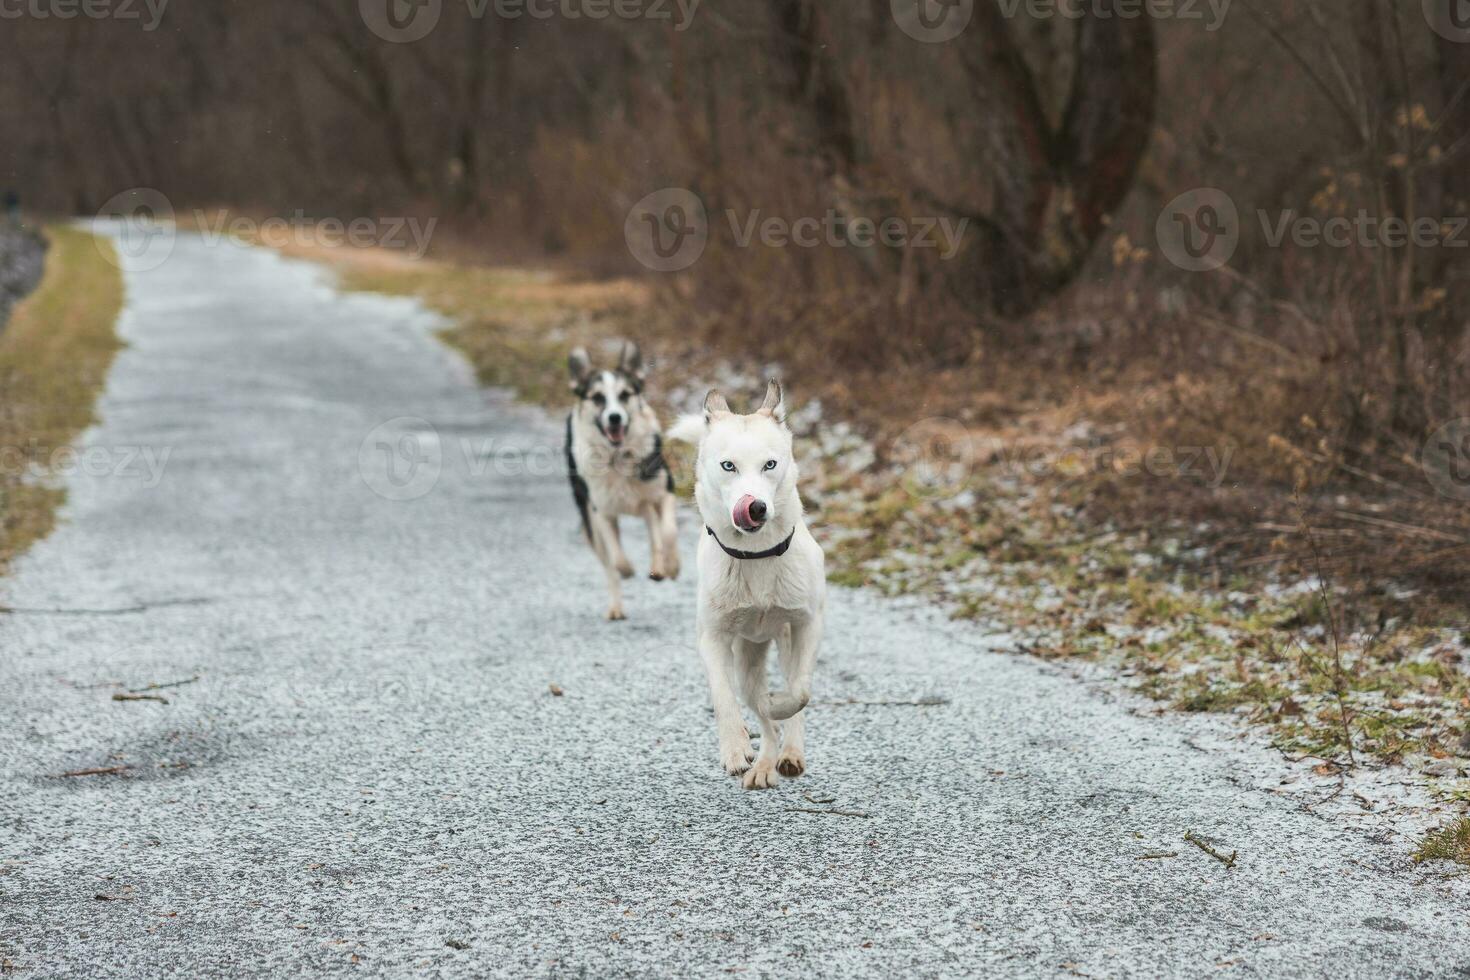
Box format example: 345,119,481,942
566,343,680,621
668,381,826,789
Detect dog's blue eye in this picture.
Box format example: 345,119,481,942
763,460,778,471
720,461,736,473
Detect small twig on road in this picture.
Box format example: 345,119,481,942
786,807,870,819
57,766,132,778
112,693,169,705
128,676,199,694
1136,851,1179,860
803,792,837,805
1184,831,1238,869
1303,779,1347,813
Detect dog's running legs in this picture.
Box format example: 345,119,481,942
643,503,667,581
766,612,817,722
603,517,635,579
736,638,781,790
775,624,807,777
658,494,680,581
700,629,753,775
588,512,628,621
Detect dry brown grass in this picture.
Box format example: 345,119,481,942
0,226,125,568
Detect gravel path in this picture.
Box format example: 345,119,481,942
2,230,1467,979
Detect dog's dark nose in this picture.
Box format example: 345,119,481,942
749,500,768,523
608,413,624,426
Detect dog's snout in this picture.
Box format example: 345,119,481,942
607,412,624,426
748,500,768,523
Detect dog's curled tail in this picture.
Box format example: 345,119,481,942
665,413,706,445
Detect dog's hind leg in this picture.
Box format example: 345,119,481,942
775,624,806,777
736,638,780,790
588,512,628,621
700,629,753,775
643,502,668,581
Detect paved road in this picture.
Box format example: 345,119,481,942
2,230,1467,979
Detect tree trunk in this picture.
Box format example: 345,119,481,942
959,0,1157,315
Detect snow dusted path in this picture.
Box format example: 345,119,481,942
2,231,1468,978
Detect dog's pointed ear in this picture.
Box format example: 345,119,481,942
568,348,592,391
756,379,785,423
618,341,645,381
704,389,730,422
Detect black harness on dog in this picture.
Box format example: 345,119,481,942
637,433,675,493
705,527,796,561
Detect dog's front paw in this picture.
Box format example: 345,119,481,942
719,739,755,776
767,690,810,721
776,750,806,778
742,759,779,790
606,605,627,622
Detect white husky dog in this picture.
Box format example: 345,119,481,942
668,381,826,789
566,342,680,621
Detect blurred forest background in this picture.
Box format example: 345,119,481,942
2,0,1468,613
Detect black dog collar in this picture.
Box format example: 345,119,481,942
706,526,795,560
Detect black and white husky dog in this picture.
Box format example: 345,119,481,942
565,342,680,620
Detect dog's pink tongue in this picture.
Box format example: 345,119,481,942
733,495,759,531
